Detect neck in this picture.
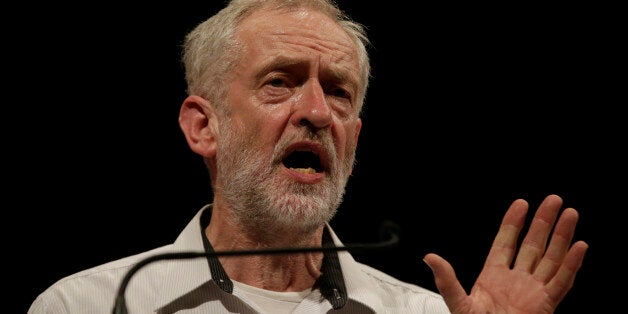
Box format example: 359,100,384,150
206,205,326,292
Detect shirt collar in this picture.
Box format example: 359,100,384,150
198,205,348,309
153,205,215,311
154,204,384,312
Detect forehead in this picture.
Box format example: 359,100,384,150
235,7,359,70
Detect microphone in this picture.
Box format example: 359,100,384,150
113,220,401,314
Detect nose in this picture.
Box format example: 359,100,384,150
291,79,333,129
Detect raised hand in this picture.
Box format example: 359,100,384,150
423,194,588,313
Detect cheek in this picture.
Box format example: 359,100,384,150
240,110,286,150
335,120,360,155
260,102,298,131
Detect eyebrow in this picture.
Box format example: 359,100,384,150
257,56,358,90
256,56,307,78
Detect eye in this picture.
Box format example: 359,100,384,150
268,77,288,88
258,75,293,102
328,87,350,99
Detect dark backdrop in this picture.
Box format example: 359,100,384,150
10,1,622,313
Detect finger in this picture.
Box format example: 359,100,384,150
513,194,563,273
533,207,579,282
423,253,467,311
483,198,529,268
546,240,589,304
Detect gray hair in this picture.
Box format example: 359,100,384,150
181,0,372,114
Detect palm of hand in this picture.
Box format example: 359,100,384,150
465,263,555,313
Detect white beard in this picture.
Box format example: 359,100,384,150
215,119,356,238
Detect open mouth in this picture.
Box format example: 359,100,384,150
282,149,324,174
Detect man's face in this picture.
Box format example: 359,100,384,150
214,7,363,233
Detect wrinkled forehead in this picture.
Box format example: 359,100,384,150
235,7,360,76
241,8,355,47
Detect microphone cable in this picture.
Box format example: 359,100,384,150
113,220,401,314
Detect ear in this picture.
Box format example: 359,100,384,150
179,95,218,158
354,118,362,144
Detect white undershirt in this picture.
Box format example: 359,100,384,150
233,280,313,313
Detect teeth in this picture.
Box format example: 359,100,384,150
294,168,316,174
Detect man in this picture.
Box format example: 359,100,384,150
29,0,588,313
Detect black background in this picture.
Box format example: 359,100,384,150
10,1,623,313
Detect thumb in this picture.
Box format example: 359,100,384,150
423,253,468,310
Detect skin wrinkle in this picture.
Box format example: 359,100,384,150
242,10,360,104
254,39,359,98
271,32,357,66
261,8,355,56
485,225,519,267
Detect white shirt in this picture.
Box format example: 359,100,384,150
29,204,450,313
233,280,312,313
